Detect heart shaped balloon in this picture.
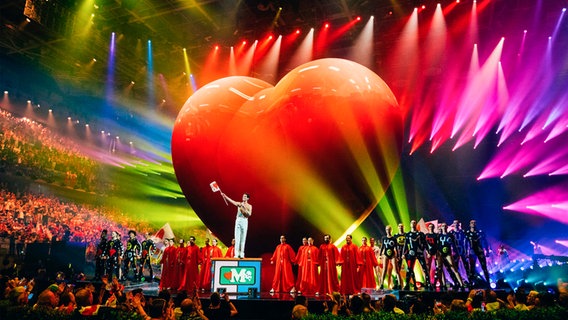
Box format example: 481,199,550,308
172,58,403,255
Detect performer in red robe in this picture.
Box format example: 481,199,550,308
295,237,308,290
225,238,235,258
181,236,202,292
359,236,379,290
169,240,180,290
200,238,223,291
159,239,174,290
318,234,342,296
270,235,297,293
340,234,361,295
297,237,319,295
176,239,187,291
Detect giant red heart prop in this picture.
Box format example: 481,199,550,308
172,58,403,256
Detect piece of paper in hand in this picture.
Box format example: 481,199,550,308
210,181,220,192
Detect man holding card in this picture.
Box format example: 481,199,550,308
221,192,252,259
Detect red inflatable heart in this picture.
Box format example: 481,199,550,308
172,58,403,256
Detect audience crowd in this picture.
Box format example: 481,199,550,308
0,274,219,319
0,108,101,192
287,282,568,319
1,273,566,319
0,185,153,268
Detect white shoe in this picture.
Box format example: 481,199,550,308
290,288,296,294
269,288,275,294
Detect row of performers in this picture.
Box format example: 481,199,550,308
268,219,492,295
94,230,158,282
95,229,234,292
159,236,233,292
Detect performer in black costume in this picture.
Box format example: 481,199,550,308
403,220,430,290
123,230,142,281
379,225,401,290
107,231,124,280
139,232,156,282
94,229,108,281
437,223,465,290
393,223,406,289
449,220,469,283
424,223,440,289
465,220,491,285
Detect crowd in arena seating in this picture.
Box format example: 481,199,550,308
0,185,152,264
0,108,100,192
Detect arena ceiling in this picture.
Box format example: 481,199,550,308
0,0,552,106
0,1,398,96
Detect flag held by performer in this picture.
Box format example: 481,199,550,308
210,181,228,205
210,181,220,192
153,223,175,243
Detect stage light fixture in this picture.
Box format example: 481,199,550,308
3,91,7,94
324,23,329,28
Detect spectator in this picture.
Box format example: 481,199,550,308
75,287,104,316
57,291,76,314
466,289,485,312
449,299,467,312
178,298,208,320
33,287,59,310
291,295,308,320
361,292,376,313
527,290,540,310
380,294,405,314
508,289,529,311
6,286,28,306
204,291,237,319
147,298,175,320
349,294,364,315
485,289,504,311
